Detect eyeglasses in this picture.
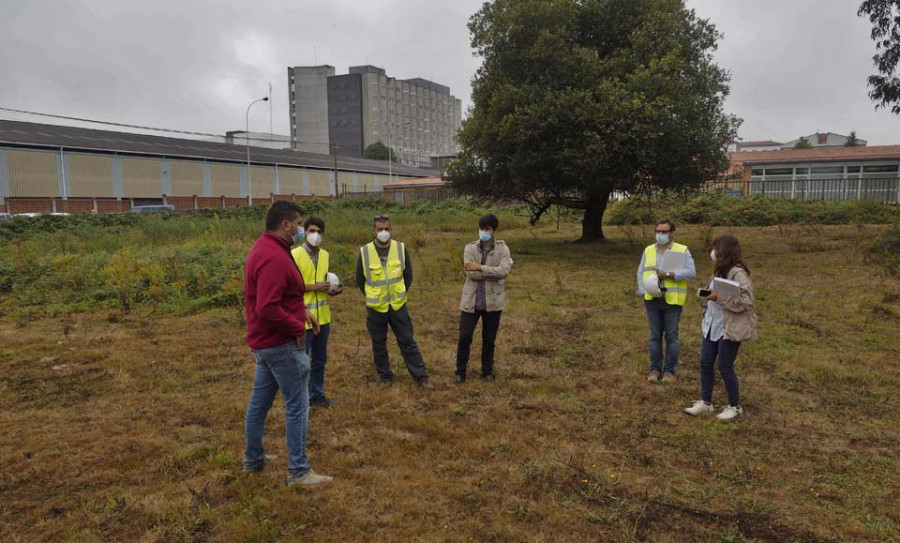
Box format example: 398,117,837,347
655,230,671,234
374,214,390,221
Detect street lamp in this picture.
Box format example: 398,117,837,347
246,96,269,205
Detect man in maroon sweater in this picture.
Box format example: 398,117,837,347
243,200,332,487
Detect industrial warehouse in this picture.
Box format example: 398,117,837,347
0,119,438,214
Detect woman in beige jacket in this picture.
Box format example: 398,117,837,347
454,214,512,384
684,235,758,421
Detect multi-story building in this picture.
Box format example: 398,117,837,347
288,65,335,154
288,65,462,166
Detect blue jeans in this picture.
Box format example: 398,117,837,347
305,323,330,402
243,341,311,477
645,298,683,374
700,333,741,406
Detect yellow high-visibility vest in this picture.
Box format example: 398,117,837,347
642,243,688,306
292,246,331,329
360,240,407,313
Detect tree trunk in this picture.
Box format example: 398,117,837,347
576,193,610,243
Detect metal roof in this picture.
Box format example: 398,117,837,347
0,119,438,177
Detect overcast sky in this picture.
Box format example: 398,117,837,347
1,0,897,145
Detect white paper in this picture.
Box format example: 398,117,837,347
659,251,687,273
712,277,741,298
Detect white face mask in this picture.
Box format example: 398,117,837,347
306,232,322,247
376,230,391,243
710,249,717,261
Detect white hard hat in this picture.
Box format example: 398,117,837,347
643,275,663,298
326,272,340,288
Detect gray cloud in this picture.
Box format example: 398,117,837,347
2,0,897,145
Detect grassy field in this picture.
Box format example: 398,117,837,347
1,207,899,542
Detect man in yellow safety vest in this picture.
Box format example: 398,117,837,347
636,218,696,383
292,216,343,407
355,214,432,388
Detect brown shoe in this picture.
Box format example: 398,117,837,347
662,372,676,382
417,379,435,390
647,370,660,382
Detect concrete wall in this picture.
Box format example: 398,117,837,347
289,65,335,154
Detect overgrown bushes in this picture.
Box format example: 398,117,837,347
605,192,900,227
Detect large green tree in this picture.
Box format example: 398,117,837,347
448,0,739,242
362,141,398,162
859,0,900,114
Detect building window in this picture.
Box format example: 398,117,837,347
846,166,861,173
764,168,793,176
810,166,844,174
862,164,899,173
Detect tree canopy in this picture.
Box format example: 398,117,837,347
448,0,740,241
844,130,860,147
362,141,398,162
858,0,900,114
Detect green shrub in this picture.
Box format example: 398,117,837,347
605,192,900,227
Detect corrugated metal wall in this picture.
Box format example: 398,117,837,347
308,169,331,196
67,153,114,197
171,160,204,196
279,168,304,194
249,166,275,199
0,146,412,202
209,163,241,197
7,149,58,197
122,157,161,198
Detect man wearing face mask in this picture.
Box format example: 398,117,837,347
636,218,696,383
292,216,343,408
355,214,432,388
454,214,512,384
243,201,331,487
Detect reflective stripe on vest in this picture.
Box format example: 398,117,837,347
643,243,688,306
292,246,331,328
361,240,407,313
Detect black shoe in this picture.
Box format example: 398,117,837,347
310,397,339,407
417,379,435,390
452,375,466,385
379,378,394,387
481,374,496,383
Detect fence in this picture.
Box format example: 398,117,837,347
342,187,458,205
704,178,900,204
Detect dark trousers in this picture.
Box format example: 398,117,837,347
456,310,502,378
699,333,741,406
366,305,428,382
304,323,330,401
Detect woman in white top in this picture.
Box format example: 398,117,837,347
684,235,758,421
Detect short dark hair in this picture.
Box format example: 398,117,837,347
374,214,391,226
478,214,499,230
304,216,325,233
265,201,303,232
656,218,676,232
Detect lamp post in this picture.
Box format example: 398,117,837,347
246,96,269,205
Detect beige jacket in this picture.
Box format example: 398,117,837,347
701,266,759,342
459,240,512,313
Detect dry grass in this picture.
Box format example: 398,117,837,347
1,221,899,542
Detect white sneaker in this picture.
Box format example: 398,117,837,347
684,400,714,416
716,405,743,421
286,469,333,487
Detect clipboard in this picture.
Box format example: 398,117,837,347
659,251,686,273
712,277,741,298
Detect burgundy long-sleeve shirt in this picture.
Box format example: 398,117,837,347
244,232,307,350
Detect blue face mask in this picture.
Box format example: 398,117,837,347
291,225,305,246
655,233,670,246
479,230,493,243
